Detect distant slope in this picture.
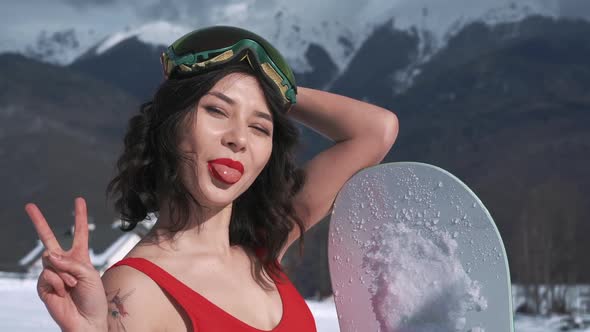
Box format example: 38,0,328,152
0,54,139,270
70,37,166,101
386,16,590,281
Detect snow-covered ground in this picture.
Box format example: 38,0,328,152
514,315,590,332
0,277,340,331
1,277,589,331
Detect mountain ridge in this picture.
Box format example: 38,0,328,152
1,14,588,287
3,0,565,72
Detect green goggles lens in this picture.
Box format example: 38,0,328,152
160,27,297,106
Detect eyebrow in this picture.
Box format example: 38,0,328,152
207,91,235,105
206,91,273,122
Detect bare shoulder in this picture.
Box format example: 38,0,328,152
101,264,169,332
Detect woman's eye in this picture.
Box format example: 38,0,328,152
205,107,269,135
206,107,225,116
252,126,270,135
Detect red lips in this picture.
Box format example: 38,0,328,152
208,158,244,174
207,158,245,185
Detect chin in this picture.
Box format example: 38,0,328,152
197,175,246,207
190,182,232,207
202,190,237,208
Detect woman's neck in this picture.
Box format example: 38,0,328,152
139,201,237,258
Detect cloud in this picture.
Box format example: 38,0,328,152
137,0,181,21
132,0,257,23
559,0,590,19
61,0,118,10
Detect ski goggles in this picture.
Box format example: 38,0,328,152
160,29,297,107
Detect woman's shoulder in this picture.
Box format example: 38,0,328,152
102,257,153,283
101,258,172,331
101,255,168,295
102,244,166,281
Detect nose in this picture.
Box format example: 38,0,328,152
221,123,247,152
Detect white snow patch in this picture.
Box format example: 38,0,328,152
95,21,191,55
363,221,487,331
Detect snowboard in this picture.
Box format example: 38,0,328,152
327,162,514,332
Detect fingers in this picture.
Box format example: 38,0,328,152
25,203,62,252
38,268,67,298
47,251,96,280
42,252,78,288
72,197,89,253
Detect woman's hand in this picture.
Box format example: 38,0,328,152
25,197,108,332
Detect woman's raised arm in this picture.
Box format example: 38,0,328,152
279,87,399,260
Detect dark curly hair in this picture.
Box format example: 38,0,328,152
106,61,307,288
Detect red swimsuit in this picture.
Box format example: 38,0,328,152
108,257,317,332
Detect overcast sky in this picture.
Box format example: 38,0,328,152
1,0,589,55
559,0,590,17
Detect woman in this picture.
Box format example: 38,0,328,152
25,26,398,331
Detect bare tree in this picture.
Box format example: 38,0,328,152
517,178,584,314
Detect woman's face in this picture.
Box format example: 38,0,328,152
178,72,274,209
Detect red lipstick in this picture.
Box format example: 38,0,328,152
208,158,244,174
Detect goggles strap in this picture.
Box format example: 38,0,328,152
260,62,289,101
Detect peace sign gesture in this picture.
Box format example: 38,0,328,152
25,197,108,332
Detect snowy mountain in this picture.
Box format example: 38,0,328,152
81,21,191,59
51,0,560,101
22,28,103,66
6,0,562,70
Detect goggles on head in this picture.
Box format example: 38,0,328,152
160,26,297,107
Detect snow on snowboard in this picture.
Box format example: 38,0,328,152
328,162,514,332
